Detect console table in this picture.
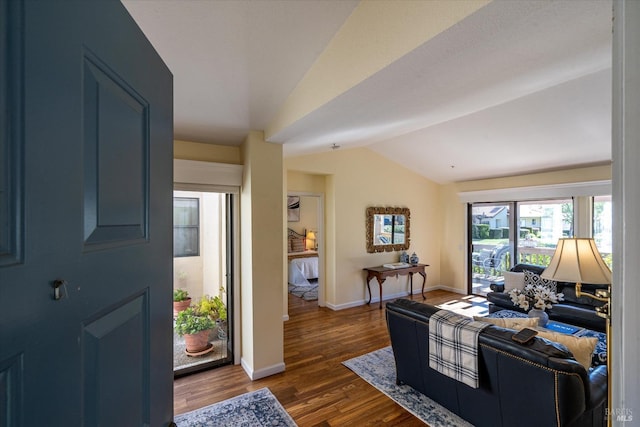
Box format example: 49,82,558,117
363,263,428,309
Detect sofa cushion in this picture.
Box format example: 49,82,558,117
523,270,558,293
474,315,538,329
536,330,598,369
503,271,525,292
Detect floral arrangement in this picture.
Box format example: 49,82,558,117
508,284,564,311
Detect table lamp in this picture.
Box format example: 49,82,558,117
306,230,317,251
541,238,612,426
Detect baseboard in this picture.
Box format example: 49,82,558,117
324,284,469,311
240,358,286,380
433,285,467,295
325,300,365,310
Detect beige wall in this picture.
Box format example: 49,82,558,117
240,131,285,378
439,164,612,292
285,147,442,309
173,138,285,378
174,139,241,164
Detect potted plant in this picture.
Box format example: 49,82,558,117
174,307,215,353
195,295,228,340
212,296,228,340
173,289,191,317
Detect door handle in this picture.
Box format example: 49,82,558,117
52,279,67,300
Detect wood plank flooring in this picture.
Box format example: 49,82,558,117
174,290,465,426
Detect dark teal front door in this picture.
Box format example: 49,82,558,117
1,0,174,425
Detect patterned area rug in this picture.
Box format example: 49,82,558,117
175,388,297,427
288,281,318,301
343,347,473,427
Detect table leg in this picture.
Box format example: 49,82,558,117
366,275,373,305
419,271,427,300
409,272,414,298
378,278,386,309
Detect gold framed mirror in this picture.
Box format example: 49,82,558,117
366,206,410,253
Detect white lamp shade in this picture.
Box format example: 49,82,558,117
541,238,611,284
306,230,316,250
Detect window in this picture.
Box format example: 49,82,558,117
517,199,573,267
174,197,199,257
593,195,612,269
469,198,574,295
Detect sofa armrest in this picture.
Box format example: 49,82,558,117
490,283,505,292
586,365,608,410
486,291,520,309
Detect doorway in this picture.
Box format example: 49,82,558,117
286,193,324,308
173,190,235,376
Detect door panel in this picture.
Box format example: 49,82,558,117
0,353,23,426
0,1,173,425
83,52,149,248
0,0,23,268
82,292,149,426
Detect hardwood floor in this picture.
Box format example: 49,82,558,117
174,290,466,426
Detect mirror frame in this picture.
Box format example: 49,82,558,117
366,206,411,253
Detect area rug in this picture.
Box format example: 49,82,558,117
343,347,473,427
288,281,318,301
175,388,297,427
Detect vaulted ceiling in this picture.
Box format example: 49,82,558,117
123,0,612,184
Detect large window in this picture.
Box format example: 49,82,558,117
468,191,612,295
174,197,199,257
469,198,574,295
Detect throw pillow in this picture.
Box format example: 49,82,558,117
291,238,305,253
503,271,525,292
474,316,539,329
536,330,598,370
524,270,558,293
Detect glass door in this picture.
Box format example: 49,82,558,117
469,203,513,296
173,190,234,376
468,198,575,296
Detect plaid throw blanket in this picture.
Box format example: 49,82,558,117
428,309,489,389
